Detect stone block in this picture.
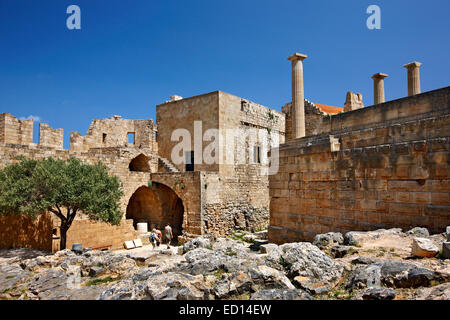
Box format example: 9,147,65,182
411,237,439,258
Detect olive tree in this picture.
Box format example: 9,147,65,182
0,157,123,249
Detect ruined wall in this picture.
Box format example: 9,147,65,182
70,116,157,152
283,100,330,141
269,87,450,244
0,113,33,145
39,123,63,149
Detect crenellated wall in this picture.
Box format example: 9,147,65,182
39,123,64,149
0,113,33,145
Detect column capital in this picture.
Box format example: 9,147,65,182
372,72,389,80
404,61,422,69
288,53,307,62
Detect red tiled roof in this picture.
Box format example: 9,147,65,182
313,103,343,115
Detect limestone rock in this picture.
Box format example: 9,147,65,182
277,242,344,288
98,279,147,300
413,282,450,300
145,273,208,300
213,271,253,299
260,243,278,255
347,259,449,290
406,227,429,237
411,237,439,258
359,288,396,300
313,232,343,249
344,229,403,246
179,248,255,275
183,237,212,253
250,289,313,300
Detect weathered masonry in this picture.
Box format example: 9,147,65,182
269,54,450,244
0,91,292,251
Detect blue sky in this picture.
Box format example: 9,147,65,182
0,0,449,148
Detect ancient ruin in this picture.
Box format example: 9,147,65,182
0,53,448,259
269,54,450,244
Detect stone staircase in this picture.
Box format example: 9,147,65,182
158,156,179,173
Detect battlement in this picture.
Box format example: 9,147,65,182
0,113,33,145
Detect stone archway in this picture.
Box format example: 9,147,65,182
126,183,184,240
129,154,151,172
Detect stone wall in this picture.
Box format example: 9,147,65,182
0,213,53,252
39,123,63,149
156,91,220,172
0,113,33,145
283,100,332,141
70,116,157,152
269,87,450,244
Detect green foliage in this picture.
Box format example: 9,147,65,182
0,157,123,225
0,157,123,249
147,180,153,188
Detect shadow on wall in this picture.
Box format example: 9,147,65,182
0,212,53,252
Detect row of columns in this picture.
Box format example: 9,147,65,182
288,52,423,139
371,62,422,105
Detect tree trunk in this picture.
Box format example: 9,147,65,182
60,225,68,250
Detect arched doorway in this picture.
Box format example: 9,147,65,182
129,154,151,172
126,183,184,240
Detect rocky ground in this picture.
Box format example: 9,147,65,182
0,227,449,300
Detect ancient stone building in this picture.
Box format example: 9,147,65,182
1,90,306,251
269,54,450,244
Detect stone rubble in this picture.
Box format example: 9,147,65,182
0,227,449,300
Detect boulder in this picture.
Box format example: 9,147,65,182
98,279,147,300
179,248,255,275
411,237,439,258
344,229,403,246
145,273,209,300
213,271,253,299
346,264,382,291
260,244,278,255
349,259,449,290
249,265,295,290
313,232,343,249
250,289,313,300
212,238,250,259
359,288,396,300
413,282,450,300
183,237,211,253
442,242,450,259
277,242,344,288
406,227,429,237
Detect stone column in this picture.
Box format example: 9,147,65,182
404,62,422,96
288,53,307,139
371,73,388,104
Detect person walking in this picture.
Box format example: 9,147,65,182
164,223,173,249
149,229,158,249
154,228,162,247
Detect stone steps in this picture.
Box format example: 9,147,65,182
158,157,179,173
